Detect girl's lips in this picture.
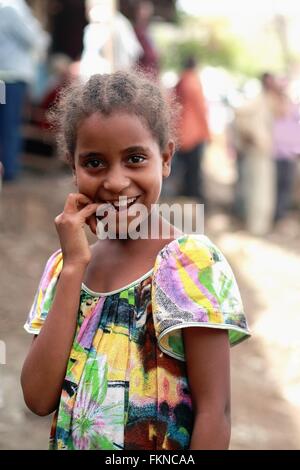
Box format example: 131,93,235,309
96,196,141,220
110,196,139,211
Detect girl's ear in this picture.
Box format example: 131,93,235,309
162,140,175,178
73,170,78,187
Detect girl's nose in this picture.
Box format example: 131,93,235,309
102,167,130,193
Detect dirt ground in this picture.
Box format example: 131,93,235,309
1,155,300,450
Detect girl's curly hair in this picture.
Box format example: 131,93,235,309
48,70,179,164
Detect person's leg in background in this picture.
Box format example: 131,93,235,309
0,81,27,181
233,151,246,219
244,152,276,236
275,158,296,221
183,142,205,203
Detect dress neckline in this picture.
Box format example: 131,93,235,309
81,267,154,297
80,234,194,297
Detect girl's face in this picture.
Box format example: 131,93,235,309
73,111,173,236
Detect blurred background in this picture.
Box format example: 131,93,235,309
1,0,300,449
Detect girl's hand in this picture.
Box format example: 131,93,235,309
54,193,98,268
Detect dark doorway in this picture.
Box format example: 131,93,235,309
50,0,87,60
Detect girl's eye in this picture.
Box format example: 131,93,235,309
128,155,145,164
85,159,104,169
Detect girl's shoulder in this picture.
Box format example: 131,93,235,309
153,232,236,306
154,233,223,270
40,236,219,283
37,236,221,294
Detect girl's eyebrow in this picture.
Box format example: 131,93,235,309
123,146,150,154
78,152,104,160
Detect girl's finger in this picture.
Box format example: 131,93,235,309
86,214,97,235
78,203,99,220
63,193,93,214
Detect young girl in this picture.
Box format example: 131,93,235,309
21,71,250,451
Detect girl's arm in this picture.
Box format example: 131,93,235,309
21,194,98,416
183,327,231,450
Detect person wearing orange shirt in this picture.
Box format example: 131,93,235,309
174,56,210,203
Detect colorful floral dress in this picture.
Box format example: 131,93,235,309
24,235,250,450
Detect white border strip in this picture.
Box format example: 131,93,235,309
23,323,40,335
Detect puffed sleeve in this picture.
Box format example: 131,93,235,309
24,249,63,334
152,235,251,361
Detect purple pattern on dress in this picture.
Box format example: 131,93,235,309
175,247,220,311
40,249,62,291
155,242,216,319
77,297,105,349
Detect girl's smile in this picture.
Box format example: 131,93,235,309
98,195,141,213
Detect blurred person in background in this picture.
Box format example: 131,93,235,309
0,0,49,181
174,56,210,204
232,73,282,236
80,0,142,80
133,0,160,77
272,79,300,224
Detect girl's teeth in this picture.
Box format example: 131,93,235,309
110,197,137,208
